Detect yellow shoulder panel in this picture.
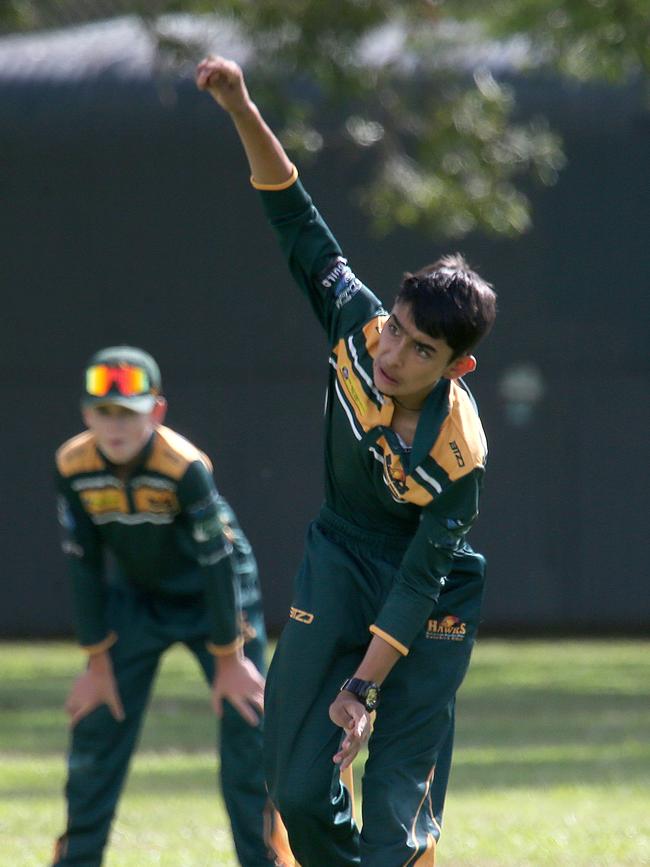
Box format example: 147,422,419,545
430,383,487,482
148,426,212,480
56,431,104,477
362,314,388,357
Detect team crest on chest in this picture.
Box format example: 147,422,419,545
133,488,179,515
80,488,128,515
382,453,409,498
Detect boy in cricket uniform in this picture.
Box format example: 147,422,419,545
52,345,281,867
197,57,497,866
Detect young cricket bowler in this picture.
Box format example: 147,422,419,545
197,56,497,866
51,345,289,867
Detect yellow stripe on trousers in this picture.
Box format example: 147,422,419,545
267,768,356,867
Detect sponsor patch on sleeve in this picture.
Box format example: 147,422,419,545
319,256,363,309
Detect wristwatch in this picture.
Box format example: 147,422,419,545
339,677,380,712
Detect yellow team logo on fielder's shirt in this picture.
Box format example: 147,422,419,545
80,488,128,515
132,488,179,515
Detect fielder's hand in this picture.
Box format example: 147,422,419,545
329,692,371,771
212,653,265,726
65,657,125,728
196,55,251,116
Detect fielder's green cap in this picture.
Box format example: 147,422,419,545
82,345,162,413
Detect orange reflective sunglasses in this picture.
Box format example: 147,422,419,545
85,363,151,397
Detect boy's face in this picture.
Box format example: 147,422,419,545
82,404,157,464
372,300,476,409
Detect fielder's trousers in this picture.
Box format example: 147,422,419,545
52,583,272,867
264,506,486,867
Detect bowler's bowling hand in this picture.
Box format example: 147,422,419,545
329,692,371,771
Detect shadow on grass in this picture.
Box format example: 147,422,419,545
0,693,219,755
4,684,647,755
6,736,650,802
3,641,648,804
455,689,649,744
449,750,650,791
5,761,222,800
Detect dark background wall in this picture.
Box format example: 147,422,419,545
2,58,649,636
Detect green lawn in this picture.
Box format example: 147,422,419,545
1,639,649,866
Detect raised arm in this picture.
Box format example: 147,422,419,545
196,55,294,187
197,55,386,349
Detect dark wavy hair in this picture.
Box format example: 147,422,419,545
395,253,497,358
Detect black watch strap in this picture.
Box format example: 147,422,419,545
340,677,380,711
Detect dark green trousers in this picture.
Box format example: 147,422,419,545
53,583,272,867
264,508,485,866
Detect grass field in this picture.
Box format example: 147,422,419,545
1,639,649,866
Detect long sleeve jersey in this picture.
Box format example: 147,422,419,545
256,174,487,655
55,424,251,655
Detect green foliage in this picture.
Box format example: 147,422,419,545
445,0,650,82
177,3,571,237
354,71,565,237
0,1,647,237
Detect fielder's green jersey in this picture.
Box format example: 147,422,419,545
257,175,487,654
55,424,250,654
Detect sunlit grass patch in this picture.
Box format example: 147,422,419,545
1,638,649,866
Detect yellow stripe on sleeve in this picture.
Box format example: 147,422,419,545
206,636,245,657
82,631,118,656
250,164,298,190
369,625,409,656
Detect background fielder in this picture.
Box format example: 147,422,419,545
52,345,283,867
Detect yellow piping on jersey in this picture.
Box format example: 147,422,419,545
369,625,409,656
82,631,118,655
250,164,299,191
206,636,245,657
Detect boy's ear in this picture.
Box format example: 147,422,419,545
445,354,477,380
153,397,168,424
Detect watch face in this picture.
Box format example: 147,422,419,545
364,685,379,710
341,678,380,711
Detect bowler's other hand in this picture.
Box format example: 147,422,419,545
65,666,124,728
212,653,265,726
196,55,251,115
329,692,371,771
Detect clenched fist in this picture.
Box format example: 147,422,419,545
196,55,252,116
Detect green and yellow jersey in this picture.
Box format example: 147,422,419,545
257,175,487,654
55,424,255,655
